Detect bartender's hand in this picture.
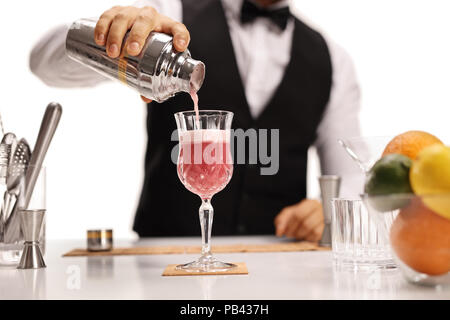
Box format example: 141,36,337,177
274,199,324,242
94,5,191,103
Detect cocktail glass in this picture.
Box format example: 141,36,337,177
338,136,392,173
174,110,235,272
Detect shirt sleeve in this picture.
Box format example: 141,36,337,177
29,0,182,88
314,38,364,197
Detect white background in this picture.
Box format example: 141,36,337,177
0,0,449,240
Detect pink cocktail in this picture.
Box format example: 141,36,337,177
177,130,233,199
174,111,234,272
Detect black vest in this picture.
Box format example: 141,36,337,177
133,0,332,237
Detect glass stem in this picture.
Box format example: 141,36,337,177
199,198,213,256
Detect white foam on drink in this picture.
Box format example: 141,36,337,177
179,129,230,144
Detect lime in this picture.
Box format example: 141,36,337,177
365,154,413,211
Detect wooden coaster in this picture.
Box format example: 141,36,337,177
162,262,248,276
63,241,329,257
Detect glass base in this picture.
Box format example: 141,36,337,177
0,240,45,266
176,254,236,273
333,257,398,272
0,243,23,266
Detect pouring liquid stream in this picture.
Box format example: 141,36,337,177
190,89,200,129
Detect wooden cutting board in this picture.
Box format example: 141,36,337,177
63,241,330,257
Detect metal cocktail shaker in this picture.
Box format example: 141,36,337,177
66,18,205,102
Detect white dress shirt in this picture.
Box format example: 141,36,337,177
29,0,363,196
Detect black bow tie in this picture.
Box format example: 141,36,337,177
240,0,291,31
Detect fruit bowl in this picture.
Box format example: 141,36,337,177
362,193,450,287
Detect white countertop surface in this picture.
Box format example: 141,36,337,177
0,236,448,300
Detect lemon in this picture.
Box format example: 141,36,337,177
410,144,450,219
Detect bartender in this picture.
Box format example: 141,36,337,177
30,0,361,241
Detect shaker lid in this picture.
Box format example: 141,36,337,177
182,58,205,92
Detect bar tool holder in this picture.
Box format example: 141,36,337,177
318,175,341,247
17,209,46,269
4,103,62,243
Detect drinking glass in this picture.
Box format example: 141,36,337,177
331,198,397,271
174,110,235,272
0,165,46,266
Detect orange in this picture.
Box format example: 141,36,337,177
390,197,450,276
382,130,443,160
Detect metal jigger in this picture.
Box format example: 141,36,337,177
17,209,46,269
318,175,341,247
